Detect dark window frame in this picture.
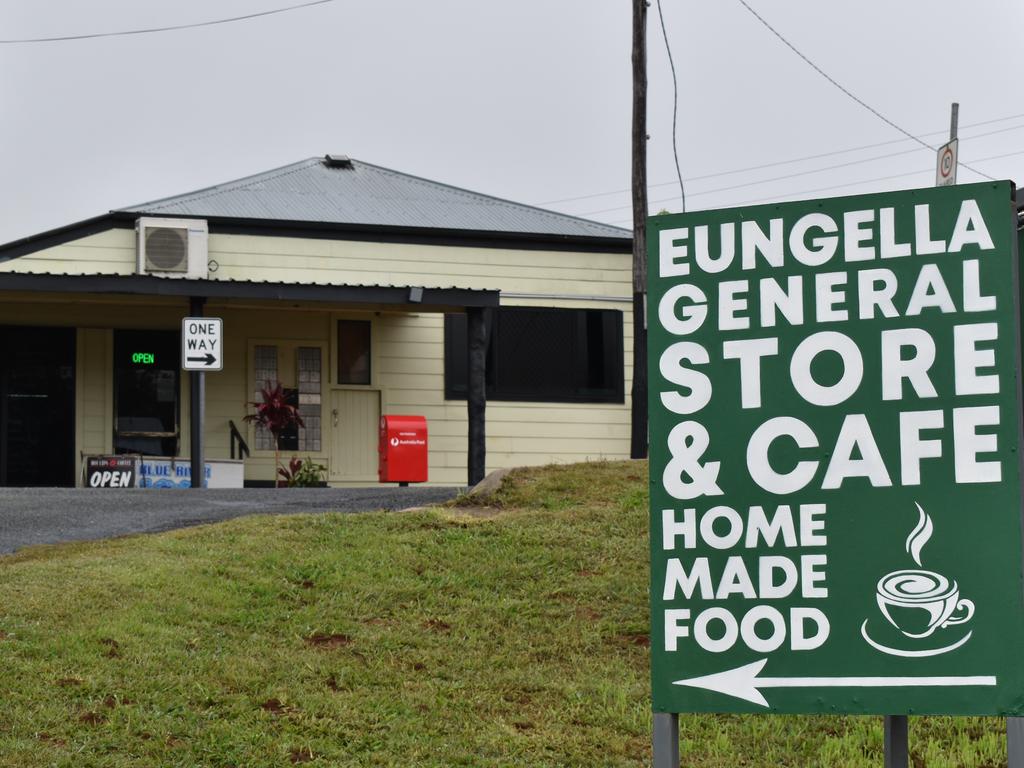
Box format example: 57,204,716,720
444,306,625,404
112,329,181,457
336,319,372,386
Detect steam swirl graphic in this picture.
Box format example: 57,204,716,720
905,502,933,566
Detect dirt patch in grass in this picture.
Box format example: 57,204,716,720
99,638,121,658
304,632,352,648
77,711,106,726
618,632,650,648
445,505,504,519
324,676,344,692
261,698,289,715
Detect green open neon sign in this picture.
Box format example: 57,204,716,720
131,352,155,365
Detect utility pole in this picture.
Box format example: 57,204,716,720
630,0,649,460
635,0,678,761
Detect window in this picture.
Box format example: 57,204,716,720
251,343,322,452
337,320,371,385
296,347,322,452
253,345,278,452
114,330,180,456
444,307,624,403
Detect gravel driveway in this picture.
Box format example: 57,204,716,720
0,486,462,555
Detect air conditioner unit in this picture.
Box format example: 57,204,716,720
136,217,209,279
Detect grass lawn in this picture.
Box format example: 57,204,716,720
0,460,1008,766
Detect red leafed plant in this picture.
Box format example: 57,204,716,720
244,381,304,487
278,456,327,488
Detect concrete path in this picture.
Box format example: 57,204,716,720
0,486,462,555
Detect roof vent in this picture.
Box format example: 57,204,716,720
323,154,353,169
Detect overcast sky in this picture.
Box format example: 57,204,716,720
1,0,1022,244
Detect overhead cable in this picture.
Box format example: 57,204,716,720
536,112,1024,207
606,147,1024,223
0,0,337,44
733,147,1024,207
656,0,686,211
734,0,996,181
580,123,1024,218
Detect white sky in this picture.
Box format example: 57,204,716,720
1,0,1022,244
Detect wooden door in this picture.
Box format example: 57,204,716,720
329,389,381,482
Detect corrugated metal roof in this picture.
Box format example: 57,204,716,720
116,157,631,241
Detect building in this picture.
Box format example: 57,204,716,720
0,156,634,487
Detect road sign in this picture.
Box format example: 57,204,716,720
181,316,223,371
936,138,958,186
647,182,1024,715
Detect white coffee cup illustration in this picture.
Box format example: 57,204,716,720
875,569,974,639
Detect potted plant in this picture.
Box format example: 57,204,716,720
278,456,328,488
244,381,304,487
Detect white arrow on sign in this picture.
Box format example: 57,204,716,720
673,658,996,707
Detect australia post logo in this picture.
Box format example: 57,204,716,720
390,431,426,448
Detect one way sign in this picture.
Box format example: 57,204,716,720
182,317,224,371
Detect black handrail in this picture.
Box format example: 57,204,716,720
229,420,250,460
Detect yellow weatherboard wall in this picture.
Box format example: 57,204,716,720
0,228,632,486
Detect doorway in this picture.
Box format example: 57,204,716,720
113,330,180,456
0,326,76,487
329,390,380,482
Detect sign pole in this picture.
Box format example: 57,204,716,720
1009,716,1024,766
1009,102,1024,765
935,103,960,187
652,712,679,768
188,297,205,489
884,714,908,768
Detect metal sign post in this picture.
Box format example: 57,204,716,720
935,103,959,188
646,182,1024,758
183,307,221,489
652,712,679,768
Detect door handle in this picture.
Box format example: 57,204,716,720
332,408,338,427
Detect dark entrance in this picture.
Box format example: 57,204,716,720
0,326,76,486
113,330,180,457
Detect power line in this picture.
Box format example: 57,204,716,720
734,0,996,182
0,0,337,44
535,112,1024,207
655,0,686,211
582,146,925,216
577,122,1024,217
606,147,1024,222
734,147,1024,207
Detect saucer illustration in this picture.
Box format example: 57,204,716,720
861,503,974,657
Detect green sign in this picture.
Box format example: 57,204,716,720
131,352,155,365
647,182,1024,715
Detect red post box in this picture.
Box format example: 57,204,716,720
379,415,428,484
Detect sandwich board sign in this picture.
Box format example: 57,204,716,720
646,181,1024,715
